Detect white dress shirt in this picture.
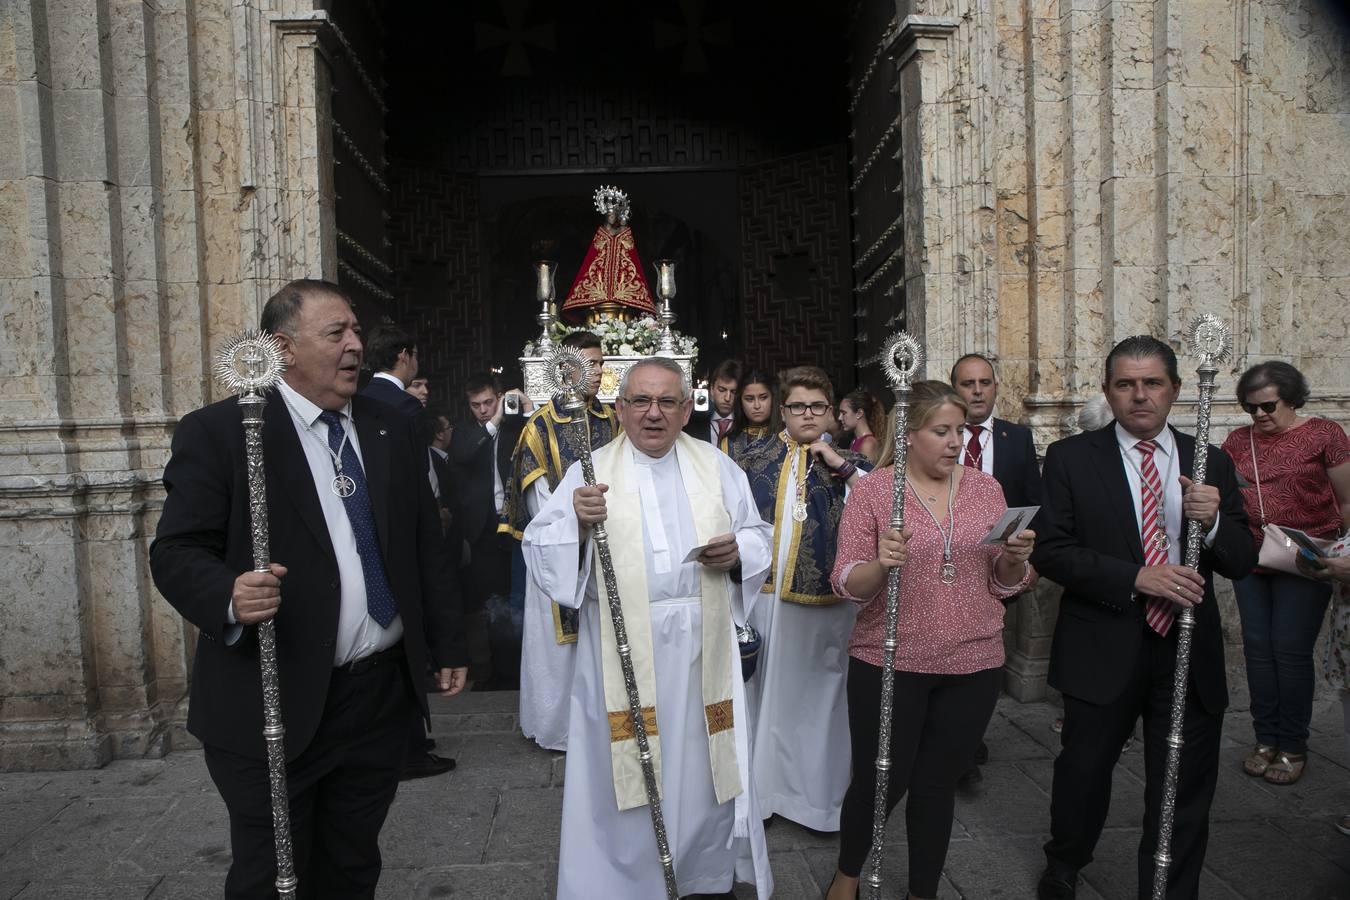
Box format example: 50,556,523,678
959,414,995,475
225,380,404,665
486,420,505,514
1113,422,1220,566
429,445,448,499
710,412,734,444
371,371,405,391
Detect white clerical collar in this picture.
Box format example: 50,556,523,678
630,441,676,466
1114,421,1175,458
277,379,352,428
372,371,405,391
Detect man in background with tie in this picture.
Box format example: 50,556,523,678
1030,336,1254,900
951,353,1042,509
685,358,743,445
150,279,468,898
950,352,1043,783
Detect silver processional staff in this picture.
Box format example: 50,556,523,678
213,331,298,900
1151,314,1231,900
866,331,925,900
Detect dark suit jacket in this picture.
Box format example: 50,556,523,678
149,393,466,761
448,416,522,543
684,410,713,443
1030,424,1256,715
990,417,1043,508
360,374,423,419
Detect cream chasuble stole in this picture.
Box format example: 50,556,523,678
592,433,742,812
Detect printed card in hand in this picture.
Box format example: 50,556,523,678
981,506,1041,545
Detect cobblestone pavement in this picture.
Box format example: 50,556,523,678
2,692,1348,899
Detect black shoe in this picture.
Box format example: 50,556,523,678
1037,867,1077,900
974,740,989,765
957,765,984,788
423,737,436,752
400,752,456,781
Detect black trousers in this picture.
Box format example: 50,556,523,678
466,529,510,612
204,652,417,900
1045,624,1222,900
837,659,1000,897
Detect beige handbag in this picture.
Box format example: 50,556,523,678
1249,430,1330,576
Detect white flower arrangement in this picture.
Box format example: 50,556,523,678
523,314,699,358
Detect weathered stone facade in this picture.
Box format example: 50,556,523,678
845,0,1350,699
0,0,1346,766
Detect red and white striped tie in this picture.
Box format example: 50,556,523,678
1136,440,1175,636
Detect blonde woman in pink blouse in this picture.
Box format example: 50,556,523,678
824,380,1036,900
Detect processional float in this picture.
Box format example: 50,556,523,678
542,344,680,900
520,186,695,407
212,332,298,899
865,331,926,900
1151,314,1232,900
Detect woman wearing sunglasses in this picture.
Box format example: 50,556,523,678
1221,361,1350,785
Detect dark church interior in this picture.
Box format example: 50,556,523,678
325,0,904,412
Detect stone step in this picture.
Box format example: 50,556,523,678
428,689,521,736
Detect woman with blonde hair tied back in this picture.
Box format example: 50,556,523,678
825,380,1038,900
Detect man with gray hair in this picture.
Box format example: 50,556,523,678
523,356,775,899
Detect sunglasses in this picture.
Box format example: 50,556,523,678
1241,400,1280,415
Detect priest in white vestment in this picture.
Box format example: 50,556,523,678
523,357,775,900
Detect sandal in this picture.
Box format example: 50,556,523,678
1263,751,1307,785
1242,744,1278,777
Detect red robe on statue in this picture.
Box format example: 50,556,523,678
561,225,657,320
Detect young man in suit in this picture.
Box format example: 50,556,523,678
1031,336,1256,900
449,373,531,687
359,322,424,419
150,279,468,899
359,328,458,779
684,358,743,444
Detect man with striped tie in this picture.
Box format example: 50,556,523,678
1030,336,1255,900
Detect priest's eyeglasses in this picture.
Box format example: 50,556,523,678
1240,399,1280,415
783,401,833,417
624,395,682,414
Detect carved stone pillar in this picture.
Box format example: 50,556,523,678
0,1,340,769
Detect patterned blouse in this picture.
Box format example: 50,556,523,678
1221,418,1350,544
830,466,1034,675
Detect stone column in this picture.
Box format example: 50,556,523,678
0,0,340,770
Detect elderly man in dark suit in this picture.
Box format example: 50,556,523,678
1031,336,1256,900
150,279,467,899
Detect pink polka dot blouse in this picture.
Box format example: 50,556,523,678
831,466,1035,675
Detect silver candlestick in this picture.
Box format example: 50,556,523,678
866,331,925,900
654,259,677,357
1151,314,1231,900
212,331,297,900
536,260,558,347
543,344,679,900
